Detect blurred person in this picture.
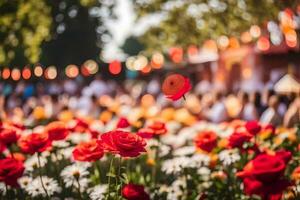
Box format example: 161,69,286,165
238,92,258,121
194,76,212,95
204,92,229,123
252,92,264,116
63,79,77,95
284,97,300,128
89,75,107,97
260,95,282,126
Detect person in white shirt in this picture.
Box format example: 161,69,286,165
260,95,282,126
205,92,229,123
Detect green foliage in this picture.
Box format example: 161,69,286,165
134,0,300,51
0,0,52,65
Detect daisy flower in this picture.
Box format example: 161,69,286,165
26,176,61,197
60,162,91,190
88,184,108,200
18,176,33,189
25,154,47,172
218,149,241,166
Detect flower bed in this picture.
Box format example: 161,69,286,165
0,118,299,200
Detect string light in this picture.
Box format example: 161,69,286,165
65,64,79,78
109,60,122,75
2,68,10,79
250,25,261,38
11,68,21,81
22,67,31,80
257,36,270,51
34,65,43,77
45,66,57,80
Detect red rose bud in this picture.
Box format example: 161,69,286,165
194,131,217,152
148,121,167,135
18,132,51,154
99,130,146,158
117,117,130,129
122,183,150,200
46,121,69,141
0,128,19,145
245,121,261,135
228,131,253,149
162,74,191,101
73,140,104,162
0,157,24,187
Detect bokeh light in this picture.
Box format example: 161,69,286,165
241,31,252,43
109,60,122,75
83,60,98,75
45,66,57,80
169,47,183,63
34,65,43,77
11,68,21,81
2,68,10,79
217,36,229,49
257,36,270,51
250,25,261,38
22,67,31,80
285,29,297,47
151,52,164,69
65,64,79,78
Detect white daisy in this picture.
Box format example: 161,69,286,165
60,162,91,190
57,147,74,160
25,154,47,172
52,140,70,148
88,184,108,200
18,176,33,189
26,176,61,197
166,178,186,200
218,149,241,166
173,146,196,156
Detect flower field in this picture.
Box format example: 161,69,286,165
0,114,299,200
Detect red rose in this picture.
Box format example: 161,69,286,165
148,121,167,135
117,117,130,129
0,158,24,187
228,131,252,149
73,140,104,162
237,152,291,200
194,131,217,152
99,130,146,157
0,128,19,145
137,128,154,139
162,74,191,101
46,121,69,141
245,121,261,135
18,132,51,154
122,183,150,200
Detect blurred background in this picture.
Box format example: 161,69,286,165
0,0,300,127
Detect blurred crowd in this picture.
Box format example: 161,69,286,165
0,75,299,128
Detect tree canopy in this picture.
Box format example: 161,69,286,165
134,0,300,52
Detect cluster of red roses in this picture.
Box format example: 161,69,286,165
193,120,297,200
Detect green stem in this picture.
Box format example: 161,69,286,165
76,178,83,200
37,153,50,199
106,156,114,200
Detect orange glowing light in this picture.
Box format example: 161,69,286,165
241,31,252,43
2,68,10,79
257,37,270,51
169,47,183,63
66,64,79,78
229,37,240,49
34,66,43,77
204,40,218,51
11,68,21,81
285,30,297,47
109,60,122,75
22,67,31,80
151,52,164,69
141,65,151,74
